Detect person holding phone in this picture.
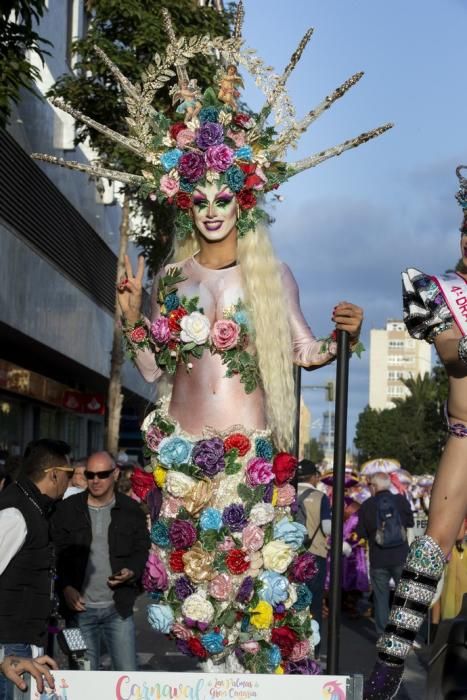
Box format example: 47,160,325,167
50,451,150,671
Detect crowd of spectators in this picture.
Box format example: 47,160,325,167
0,442,466,696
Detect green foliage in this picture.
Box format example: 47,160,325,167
0,0,51,128
225,448,242,475
303,438,324,463
48,0,234,271
354,366,448,474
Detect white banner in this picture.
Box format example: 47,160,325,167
25,670,357,700
432,272,467,336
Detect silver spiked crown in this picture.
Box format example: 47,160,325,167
32,3,393,238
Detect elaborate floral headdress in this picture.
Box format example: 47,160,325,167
33,3,392,239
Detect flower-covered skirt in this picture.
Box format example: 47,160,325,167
142,398,320,675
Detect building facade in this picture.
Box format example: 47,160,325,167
369,320,432,410
0,1,153,457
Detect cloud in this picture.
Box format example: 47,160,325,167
269,160,458,449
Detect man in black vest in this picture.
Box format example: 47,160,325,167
0,439,72,700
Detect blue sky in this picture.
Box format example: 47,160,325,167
240,0,466,449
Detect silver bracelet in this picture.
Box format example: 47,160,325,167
458,336,467,365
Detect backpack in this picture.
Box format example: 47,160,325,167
296,487,322,548
375,492,407,548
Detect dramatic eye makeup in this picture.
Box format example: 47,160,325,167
192,196,208,208
214,194,234,208
192,190,234,210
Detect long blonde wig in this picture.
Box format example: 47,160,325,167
171,225,296,450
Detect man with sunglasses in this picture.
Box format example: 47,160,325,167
0,439,72,700
51,451,149,671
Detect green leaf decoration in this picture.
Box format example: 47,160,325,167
199,530,219,552
352,340,366,358
217,607,238,628
225,448,242,475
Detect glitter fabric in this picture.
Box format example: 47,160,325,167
363,660,403,700
143,398,319,674
402,268,454,343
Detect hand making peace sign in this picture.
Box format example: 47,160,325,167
117,254,145,325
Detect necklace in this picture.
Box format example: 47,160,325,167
16,481,44,516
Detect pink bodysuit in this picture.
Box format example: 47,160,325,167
133,256,336,434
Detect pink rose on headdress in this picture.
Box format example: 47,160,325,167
246,457,274,487
151,317,171,344
276,483,296,506
205,145,235,173
178,152,206,182
176,129,196,149
227,129,246,147
242,523,264,552
241,641,260,653
160,174,180,198
209,573,232,601
211,320,240,351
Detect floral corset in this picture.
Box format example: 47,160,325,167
402,267,454,343
124,264,261,394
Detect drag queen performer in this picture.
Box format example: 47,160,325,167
31,4,391,674
365,166,467,698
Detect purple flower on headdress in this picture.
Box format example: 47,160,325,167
236,575,254,603
285,658,321,675
169,520,197,549
192,438,225,477
174,576,195,600
222,503,248,532
196,122,224,150
178,152,206,182
151,317,171,344
205,145,235,173
291,552,318,583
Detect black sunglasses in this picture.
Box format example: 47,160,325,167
84,468,115,480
